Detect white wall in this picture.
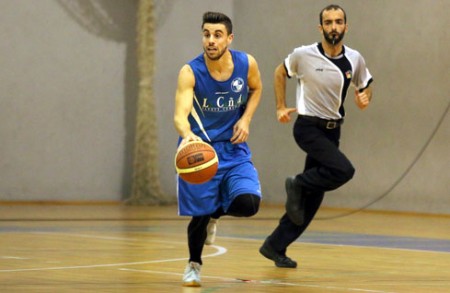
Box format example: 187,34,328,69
0,0,137,200
0,0,449,215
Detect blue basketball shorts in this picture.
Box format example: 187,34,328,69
177,141,262,216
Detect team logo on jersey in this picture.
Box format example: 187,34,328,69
345,70,352,79
200,93,244,112
231,78,244,93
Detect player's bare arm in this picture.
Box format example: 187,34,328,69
174,65,202,146
231,54,262,144
274,63,297,123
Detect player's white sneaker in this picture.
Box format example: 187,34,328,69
205,218,218,245
182,261,201,287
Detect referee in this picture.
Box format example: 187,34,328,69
260,4,373,268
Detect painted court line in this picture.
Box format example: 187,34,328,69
0,231,227,273
0,230,441,292
119,267,396,293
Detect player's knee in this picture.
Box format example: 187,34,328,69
228,194,260,217
237,194,260,217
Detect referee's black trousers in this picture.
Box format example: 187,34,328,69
294,116,355,192
267,116,355,253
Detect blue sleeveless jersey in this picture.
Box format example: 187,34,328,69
177,50,262,216
187,50,249,142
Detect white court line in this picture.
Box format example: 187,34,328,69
31,231,184,244
1,231,402,292
119,268,395,293
1,256,29,260
0,231,227,273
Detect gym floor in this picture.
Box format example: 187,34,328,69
0,203,449,292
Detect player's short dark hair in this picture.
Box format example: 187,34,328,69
202,12,233,34
319,4,347,25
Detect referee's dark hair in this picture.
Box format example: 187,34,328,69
319,4,347,25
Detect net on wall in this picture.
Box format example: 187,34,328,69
57,0,127,41
57,0,169,205
128,0,168,205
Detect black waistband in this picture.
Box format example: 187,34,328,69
299,115,343,129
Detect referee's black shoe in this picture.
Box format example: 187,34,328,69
259,238,297,268
285,176,305,225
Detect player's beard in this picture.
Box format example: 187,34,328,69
204,46,228,61
324,30,345,46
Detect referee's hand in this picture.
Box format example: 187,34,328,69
354,89,370,110
277,108,297,123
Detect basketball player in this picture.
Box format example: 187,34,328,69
259,5,373,268
174,12,263,287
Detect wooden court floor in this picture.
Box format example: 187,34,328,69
0,203,449,292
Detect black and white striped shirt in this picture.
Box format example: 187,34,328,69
284,42,373,120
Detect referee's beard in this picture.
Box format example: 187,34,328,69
324,31,345,46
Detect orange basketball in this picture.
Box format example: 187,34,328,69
175,141,218,184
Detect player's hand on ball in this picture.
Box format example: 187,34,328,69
178,132,202,150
